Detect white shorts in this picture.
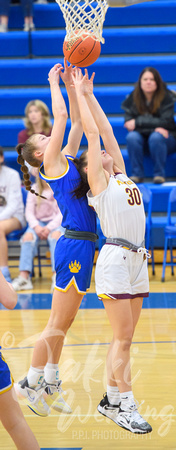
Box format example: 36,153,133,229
95,244,149,300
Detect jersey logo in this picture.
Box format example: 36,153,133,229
69,260,81,273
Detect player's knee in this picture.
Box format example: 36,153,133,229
22,232,34,242
114,332,133,351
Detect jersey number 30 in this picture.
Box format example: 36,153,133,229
125,187,141,206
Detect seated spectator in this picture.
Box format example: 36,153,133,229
0,146,26,282
12,175,63,292
35,0,48,3
18,99,52,144
121,67,176,184
0,0,35,33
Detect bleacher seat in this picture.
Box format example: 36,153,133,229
1,55,176,87
2,27,176,58
1,85,176,117
162,187,176,281
7,1,176,30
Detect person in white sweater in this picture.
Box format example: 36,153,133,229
12,175,63,292
0,147,26,282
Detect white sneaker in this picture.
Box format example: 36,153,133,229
97,393,120,423
116,404,152,434
0,24,8,32
15,377,50,417
12,275,33,291
51,273,56,292
24,22,35,32
43,380,72,414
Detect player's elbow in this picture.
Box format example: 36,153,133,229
7,288,18,309
61,109,68,121
101,121,113,137
86,128,99,141
55,109,68,122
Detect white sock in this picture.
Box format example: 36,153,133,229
120,390,135,410
27,366,44,387
107,385,120,406
44,363,59,385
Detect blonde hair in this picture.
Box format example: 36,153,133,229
24,100,52,136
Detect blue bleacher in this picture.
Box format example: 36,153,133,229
1,55,176,86
1,27,176,57
7,1,176,29
1,85,176,117
1,0,176,250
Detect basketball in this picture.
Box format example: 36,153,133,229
63,33,101,67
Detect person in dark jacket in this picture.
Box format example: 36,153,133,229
121,67,176,184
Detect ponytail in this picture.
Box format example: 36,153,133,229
16,144,46,199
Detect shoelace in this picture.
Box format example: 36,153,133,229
41,379,65,396
122,399,146,424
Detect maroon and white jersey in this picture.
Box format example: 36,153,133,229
87,173,146,246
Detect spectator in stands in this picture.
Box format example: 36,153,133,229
0,146,26,283
12,175,63,292
0,0,35,32
18,99,52,144
121,67,176,184
35,0,48,4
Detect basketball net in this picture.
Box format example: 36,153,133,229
55,0,108,44
55,0,156,44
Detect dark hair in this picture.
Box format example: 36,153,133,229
0,146,4,157
72,150,89,199
16,143,46,199
133,67,166,114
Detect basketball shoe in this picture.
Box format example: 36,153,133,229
116,403,152,434
42,380,72,414
14,377,50,417
97,393,120,423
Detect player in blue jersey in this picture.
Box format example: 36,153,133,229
15,60,97,416
0,271,40,449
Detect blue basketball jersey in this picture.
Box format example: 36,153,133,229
39,156,96,293
39,156,96,233
0,348,13,394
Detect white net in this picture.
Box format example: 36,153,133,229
55,0,108,44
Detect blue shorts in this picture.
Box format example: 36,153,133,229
0,352,13,394
54,235,95,294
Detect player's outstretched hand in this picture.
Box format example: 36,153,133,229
48,63,63,86
83,69,95,95
60,58,73,86
72,67,95,96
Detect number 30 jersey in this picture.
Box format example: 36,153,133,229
87,173,145,246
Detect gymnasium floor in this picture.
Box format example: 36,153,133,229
0,261,176,450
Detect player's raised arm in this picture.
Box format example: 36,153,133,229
60,59,83,158
72,68,108,196
43,64,68,177
83,69,126,175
